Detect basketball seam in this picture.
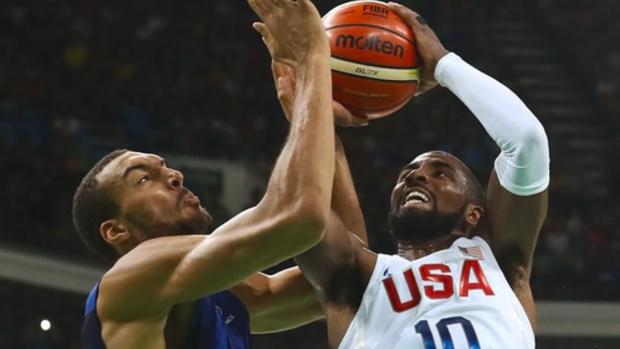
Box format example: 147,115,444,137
331,54,418,70
325,23,415,45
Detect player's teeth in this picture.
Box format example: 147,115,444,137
405,191,428,203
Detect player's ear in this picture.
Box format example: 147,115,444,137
100,219,130,245
464,204,484,227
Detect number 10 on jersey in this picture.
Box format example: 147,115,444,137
415,316,480,349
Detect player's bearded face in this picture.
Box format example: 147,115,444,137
123,197,212,239
388,153,470,242
104,152,213,240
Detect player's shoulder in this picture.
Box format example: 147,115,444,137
97,238,197,322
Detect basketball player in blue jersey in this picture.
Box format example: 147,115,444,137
72,1,341,348
269,2,549,348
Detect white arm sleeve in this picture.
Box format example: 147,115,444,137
434,53,550,196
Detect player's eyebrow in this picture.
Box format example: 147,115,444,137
123,156,165,179
122,163,150,179
428,159,454,171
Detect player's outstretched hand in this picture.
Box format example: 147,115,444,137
248,0,329,67
388,2,449,96
272,60,368,127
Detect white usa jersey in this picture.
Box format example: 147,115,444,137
338,236,534,349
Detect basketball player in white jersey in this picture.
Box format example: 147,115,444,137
268,2,549,348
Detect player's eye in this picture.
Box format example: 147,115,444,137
398,170,410,182
435,170,449,178
138,175,150,184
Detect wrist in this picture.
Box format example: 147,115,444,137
295,54,331,83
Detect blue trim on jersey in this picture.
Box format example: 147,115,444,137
82,283,105,349
85,282,99,315
187,291,251,348
81,283,251,349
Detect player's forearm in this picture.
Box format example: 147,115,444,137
248,267,324,334
265,56,335,217
435,53,550,196
331,135,368,243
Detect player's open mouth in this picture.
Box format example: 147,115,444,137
185,192,201,206
402,188,431,205
180,189,201,206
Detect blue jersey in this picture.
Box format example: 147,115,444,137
81,283,251,349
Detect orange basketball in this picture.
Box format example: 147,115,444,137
323,0,420,119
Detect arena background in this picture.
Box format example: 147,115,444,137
0,0,618,347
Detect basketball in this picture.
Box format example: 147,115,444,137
323,0,420,119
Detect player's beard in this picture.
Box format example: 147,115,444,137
388,202,465,242
129,207,213,239
171,208,213,236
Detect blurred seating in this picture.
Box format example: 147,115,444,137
0,3,618,346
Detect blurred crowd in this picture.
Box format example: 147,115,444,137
0,0,619,346
526,0,620,298
534,0,620,118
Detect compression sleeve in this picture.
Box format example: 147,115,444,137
434,53,550,196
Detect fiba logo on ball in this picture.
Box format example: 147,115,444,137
323,0,420,119
361,4,388,18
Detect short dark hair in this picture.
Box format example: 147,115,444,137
461,162,485,207
72,149,128,262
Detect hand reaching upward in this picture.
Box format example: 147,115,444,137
248,0,329,67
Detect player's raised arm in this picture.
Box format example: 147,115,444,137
390,1,549,324
98,0,335,322
432,52,549,273
332,135,368,244
272,61,369,243
390,2,549,265
240,55,371,334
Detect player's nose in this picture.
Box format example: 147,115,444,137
404,168,428,186
168,169,184,189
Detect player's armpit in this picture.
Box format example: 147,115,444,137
295,211,377,307
232,268,324,334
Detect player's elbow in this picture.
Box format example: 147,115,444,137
512,116,548,154
287,199,328,244
281,198,328,252
509,118,550,171
258,193,328,249
523,118,547,146
515,110,547,143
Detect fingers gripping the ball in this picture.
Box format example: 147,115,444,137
388,2,422,27
387,2,449,96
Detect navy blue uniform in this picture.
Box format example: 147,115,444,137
82,283,251,349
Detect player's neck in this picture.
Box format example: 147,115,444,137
396,233,464,261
